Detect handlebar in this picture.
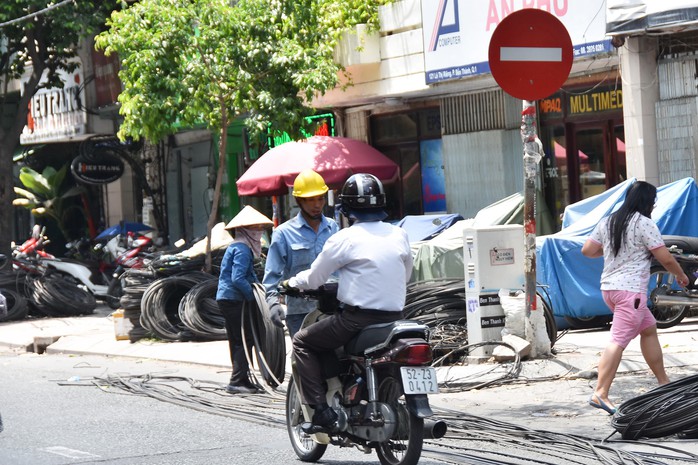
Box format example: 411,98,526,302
278,281,338,297
279,282,340,314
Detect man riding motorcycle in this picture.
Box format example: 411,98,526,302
283,173,413,433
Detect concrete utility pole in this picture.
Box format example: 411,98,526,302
521,101,541,315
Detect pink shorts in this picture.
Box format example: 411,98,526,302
602,290,657,348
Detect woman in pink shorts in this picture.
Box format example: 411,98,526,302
581,181,689,415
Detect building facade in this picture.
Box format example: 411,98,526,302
313,0,698,231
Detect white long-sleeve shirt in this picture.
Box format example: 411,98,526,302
289,221,413,312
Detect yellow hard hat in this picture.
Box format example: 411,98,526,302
292,169,329,198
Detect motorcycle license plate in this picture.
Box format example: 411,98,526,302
400,367,438,394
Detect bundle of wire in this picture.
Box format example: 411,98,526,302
28,273,96,316
139,272,215,341
119,268,158,342
405,278,558,348
0,287,27,322
178,277,226,340
247,283,286,388
612,373,698,439
404,278,467,326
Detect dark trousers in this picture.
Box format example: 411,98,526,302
292,307,402,406
218,299,253,386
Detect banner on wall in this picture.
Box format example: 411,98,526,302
606,0,698,34
20,59,87,144
422,0,611,85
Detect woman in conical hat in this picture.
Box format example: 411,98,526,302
216,205,272,394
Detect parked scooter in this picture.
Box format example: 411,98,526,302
280,283,446,465
105,231,155,304
13,226,120,309
648,235,698,328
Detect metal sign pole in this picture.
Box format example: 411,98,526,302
488,8,572,321
521,100,541,316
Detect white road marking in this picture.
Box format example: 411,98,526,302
42,446,101,459
500,47,562,62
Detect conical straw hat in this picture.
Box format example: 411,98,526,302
224,205,273,230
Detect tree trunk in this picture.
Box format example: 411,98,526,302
204,106,229,274
0,57,45,259
0,143,15,260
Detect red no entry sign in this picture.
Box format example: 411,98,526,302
488,9,573,101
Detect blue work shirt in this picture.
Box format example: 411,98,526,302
216,242,258,302
263,212,339,315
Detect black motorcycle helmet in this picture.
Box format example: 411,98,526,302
338,173,388,222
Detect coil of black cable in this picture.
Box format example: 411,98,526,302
405,278,557,348
27,273,96,316
0,270,31,297
248,283,285,387
178,277,226,340
0,287,28,322
139,272,215,341
612,374,698,439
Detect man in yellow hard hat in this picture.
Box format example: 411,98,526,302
262,169,339,336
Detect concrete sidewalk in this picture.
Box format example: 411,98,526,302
1,305,696,379
0,306,232,368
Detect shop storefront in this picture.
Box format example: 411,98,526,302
369,106,443,218
538,77,625,229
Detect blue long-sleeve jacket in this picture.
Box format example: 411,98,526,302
262,213,338,315
216,242,258,302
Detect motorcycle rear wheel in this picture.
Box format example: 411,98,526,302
375,376,424,465
106,276,124,310
648,266,688,329
285,378,327,462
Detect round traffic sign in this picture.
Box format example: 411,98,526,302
488,9,573,101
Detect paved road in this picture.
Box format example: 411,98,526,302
1,309,698,463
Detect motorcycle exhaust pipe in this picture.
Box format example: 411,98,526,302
652,294,697,307
423,419,447,439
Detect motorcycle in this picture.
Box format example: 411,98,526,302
648,235,698,328
13,226,120,309
104,231,155,305
280,283,447,465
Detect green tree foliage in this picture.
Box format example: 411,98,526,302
0,0,118,255
95,0,385,143
96,0,387,270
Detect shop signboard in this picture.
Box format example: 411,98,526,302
91,49,122,108
20,59,87,144
422,0,611,85
606,0,698,35
71,150,125,185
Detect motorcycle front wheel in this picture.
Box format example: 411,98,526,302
375,376,424,465
648,266,688,329
285,378,327,462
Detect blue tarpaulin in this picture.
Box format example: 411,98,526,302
537,177,698,319
397,213,464,243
